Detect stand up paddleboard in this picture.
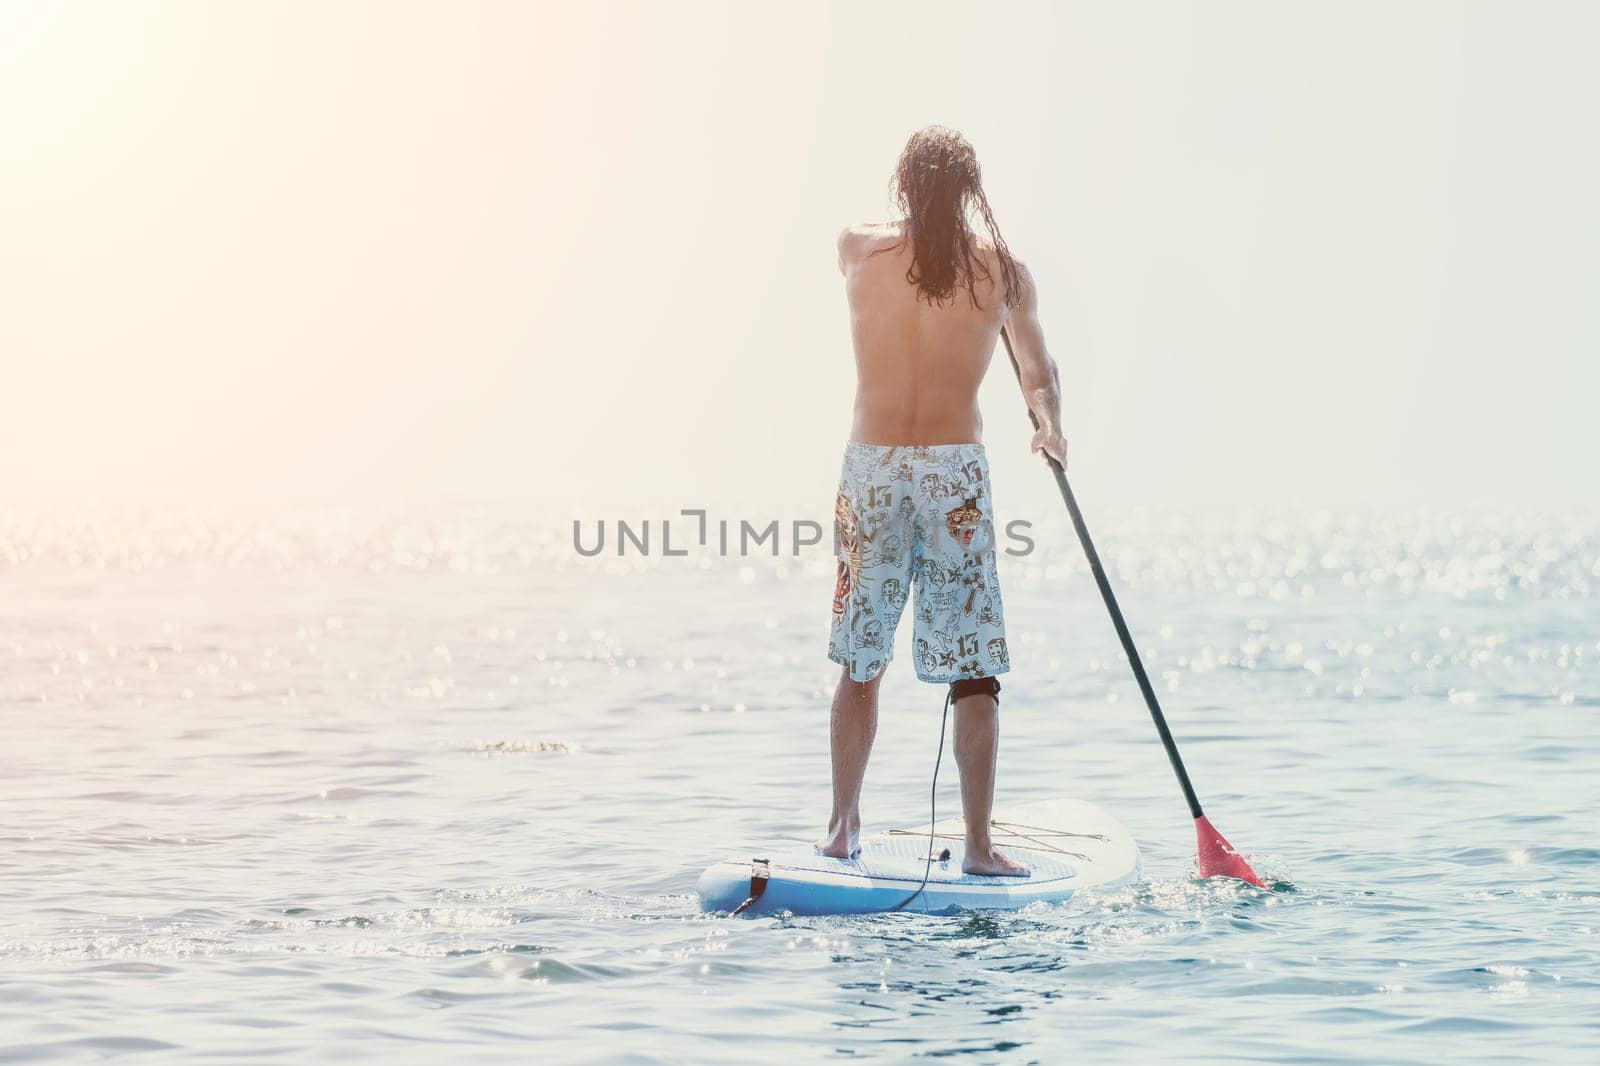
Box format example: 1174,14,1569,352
697,798,1140,916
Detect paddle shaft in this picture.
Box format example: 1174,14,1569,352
1000,326,1205,820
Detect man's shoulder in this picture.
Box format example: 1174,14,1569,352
973,238,1034,298
835,222,1032,279
968,234,1027,271
838,220,904,256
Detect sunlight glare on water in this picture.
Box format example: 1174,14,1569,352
1,503,1597,1062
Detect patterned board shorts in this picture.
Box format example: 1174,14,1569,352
827,440,1010,684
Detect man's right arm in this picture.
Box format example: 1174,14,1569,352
1003,260,1067,466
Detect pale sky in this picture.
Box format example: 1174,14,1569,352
2,1,1596,512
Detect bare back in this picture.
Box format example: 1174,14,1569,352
839,221,1011,446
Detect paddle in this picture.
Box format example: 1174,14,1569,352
1000,325,1265,887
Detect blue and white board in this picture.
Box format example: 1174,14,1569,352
697,798,1141,916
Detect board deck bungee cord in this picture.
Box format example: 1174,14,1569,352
696,798,1140,917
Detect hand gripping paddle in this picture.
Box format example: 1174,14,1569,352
1001,325,1265,887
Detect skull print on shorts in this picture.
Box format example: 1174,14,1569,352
827,442,1011,684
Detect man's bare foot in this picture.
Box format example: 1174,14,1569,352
815,818,862,859
963,842,1031,877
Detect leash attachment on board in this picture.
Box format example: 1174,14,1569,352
729,858,771,916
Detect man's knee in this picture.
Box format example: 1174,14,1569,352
949,675,1001,706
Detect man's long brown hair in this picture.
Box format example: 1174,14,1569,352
875,125,1026,311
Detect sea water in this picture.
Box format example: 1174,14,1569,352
1,503,1596,1062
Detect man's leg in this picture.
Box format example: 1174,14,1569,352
951,678,1029,876
816,666,882,858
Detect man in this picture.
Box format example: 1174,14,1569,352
817,126,1066,877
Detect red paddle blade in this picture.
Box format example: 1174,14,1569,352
1194,814,1266,887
